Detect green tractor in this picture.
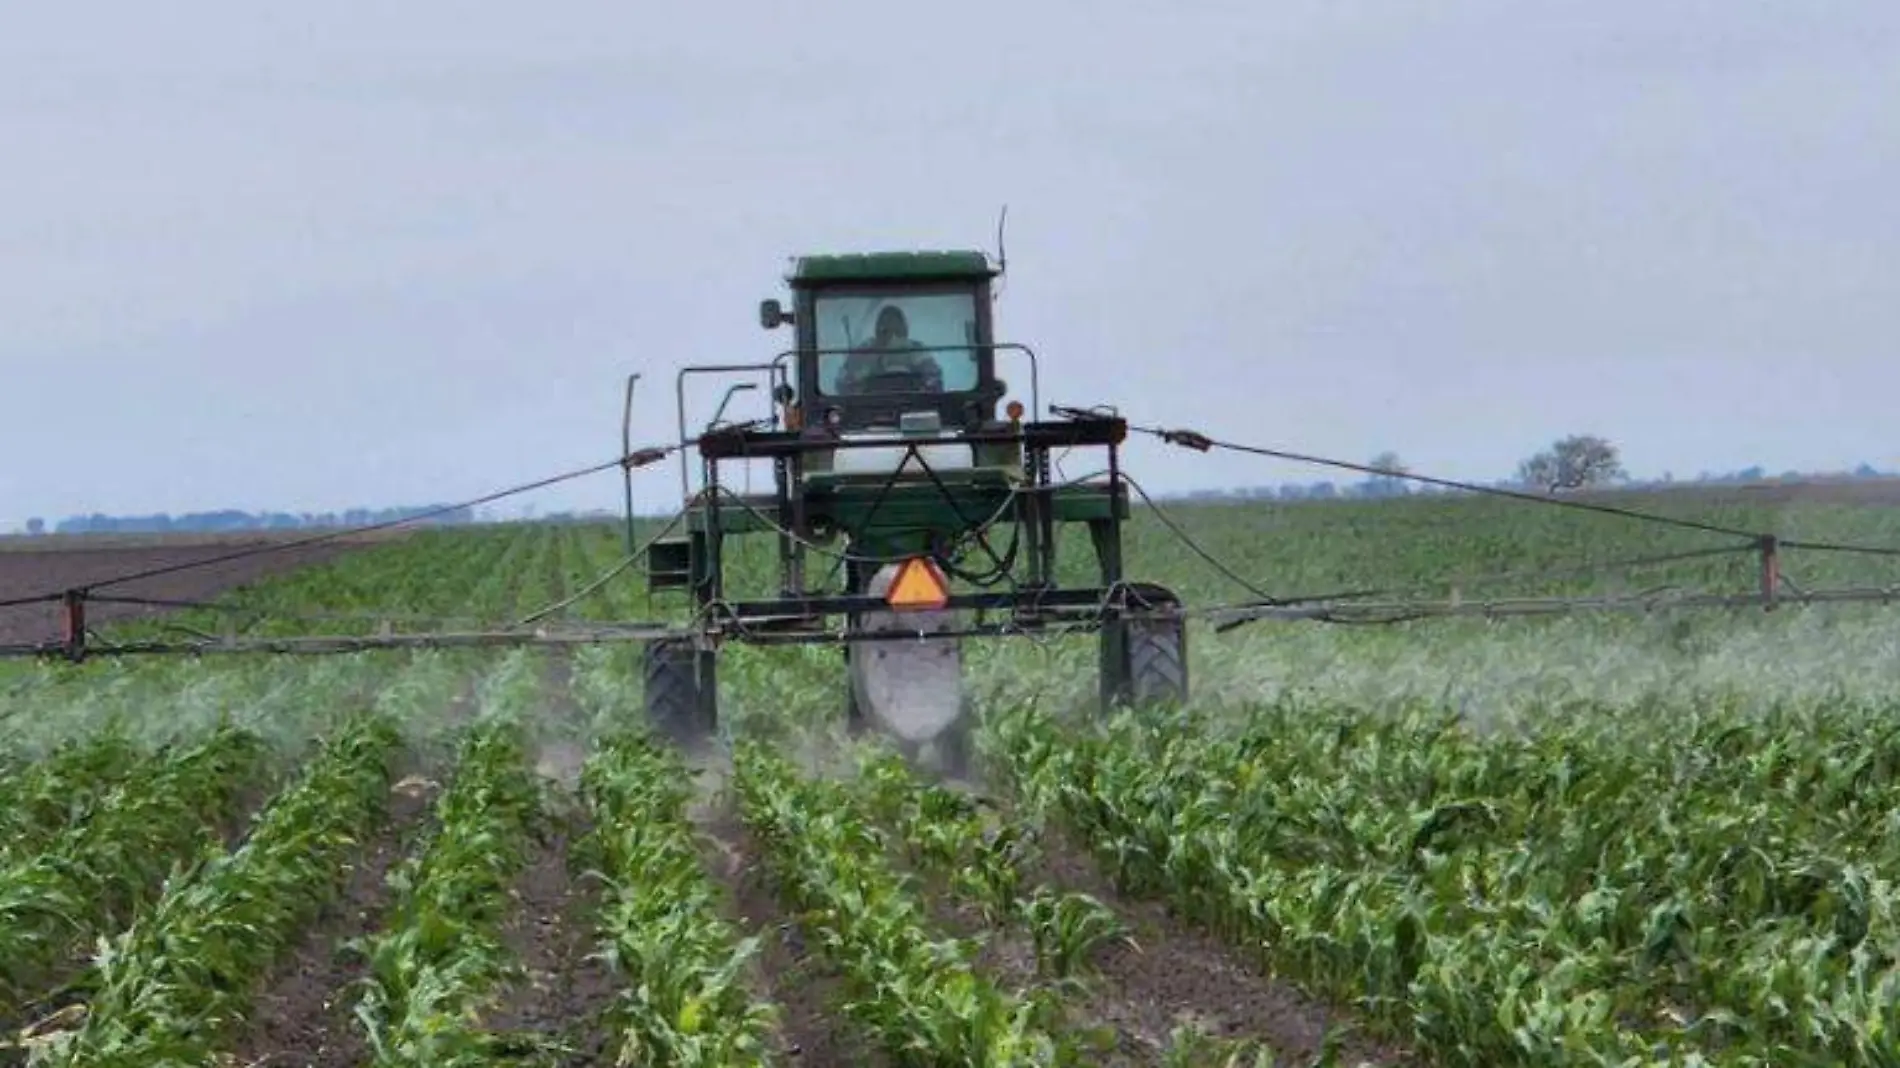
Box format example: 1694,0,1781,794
636,249,1187,768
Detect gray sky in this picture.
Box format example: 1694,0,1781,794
3,2,1896,525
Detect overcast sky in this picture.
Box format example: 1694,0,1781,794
2,2,1896,526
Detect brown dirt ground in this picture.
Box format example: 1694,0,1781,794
0,540,371,646
222,772,437,1068
480,811,619,1066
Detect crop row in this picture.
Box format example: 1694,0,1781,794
848,749,1128,983
732,740,1083,1066
26,711,404,1066
352,681,545,1065
985,696,1900,1067
0,730,143,864
578,728,779,1065
0,724,268,1012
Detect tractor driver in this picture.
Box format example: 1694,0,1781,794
835,305,944,395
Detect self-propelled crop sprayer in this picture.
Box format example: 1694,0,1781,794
15,245,1900,768
0,246,1187,772
634,249,1188,770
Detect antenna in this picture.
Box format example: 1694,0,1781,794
994,204,1009,299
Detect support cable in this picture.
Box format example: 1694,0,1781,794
1132,424,1766,540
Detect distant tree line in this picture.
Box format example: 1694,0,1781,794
1170,434,1894,504
16,431,1895,534
22,505,476,536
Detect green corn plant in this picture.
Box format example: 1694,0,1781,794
1161,1023,1279,1068
353,710,543,1067
1018,888,1128,981
0,730,143,864
981,686,1900,1065
23,712,401,1067
0,724,269,1008
732,741,1077,1066
578,727,780,1067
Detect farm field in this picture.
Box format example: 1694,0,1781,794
5,491,1900,1065
0,533,390,646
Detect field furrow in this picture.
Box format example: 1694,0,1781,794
219,653,477,1067
228,773,437,1068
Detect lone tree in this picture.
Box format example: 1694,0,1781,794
1517,434,1626,493
1362,451,1411,498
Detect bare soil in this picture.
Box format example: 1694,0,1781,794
223,772,437,1068
0,541,367,646
481,812,619,1066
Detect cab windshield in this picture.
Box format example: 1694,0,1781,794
814,288,980,397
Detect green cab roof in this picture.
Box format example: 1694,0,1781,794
789,249,997,285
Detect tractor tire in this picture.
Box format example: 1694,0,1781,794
643,638,707,744
1125,613,1189,707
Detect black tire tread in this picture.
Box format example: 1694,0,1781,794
643,638,702,740
1126,616,1188,706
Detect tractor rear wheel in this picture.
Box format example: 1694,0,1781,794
1126,612,1188,706
1101,583,1189,710
643,638,710,744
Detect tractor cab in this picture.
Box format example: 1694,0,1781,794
759,250,1010,436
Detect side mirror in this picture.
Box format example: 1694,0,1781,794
759,299,794,329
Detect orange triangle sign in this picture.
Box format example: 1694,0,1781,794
886,556,950,611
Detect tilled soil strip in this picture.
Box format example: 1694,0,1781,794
699,810,891,1067
223,772,438,1068
479,809,619,1065
477,647,616,1064
1031,824,1420,1068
